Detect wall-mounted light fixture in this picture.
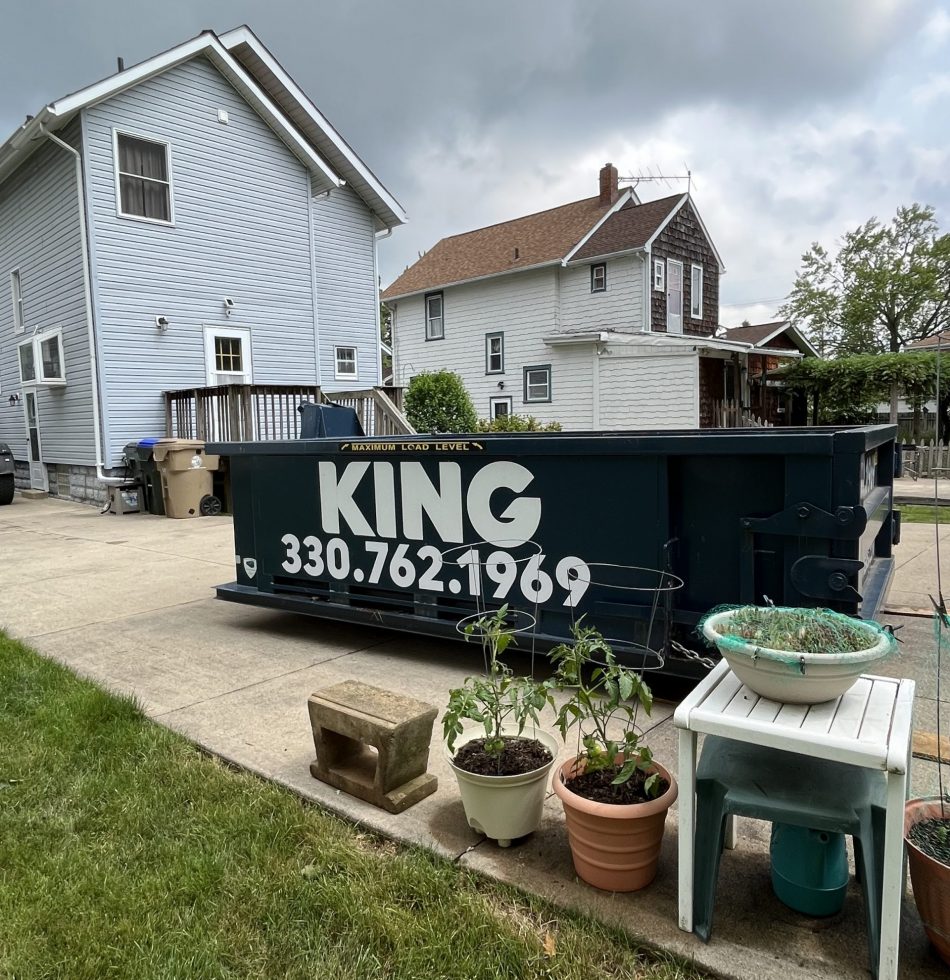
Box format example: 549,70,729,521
155,316,169,331
8,393,20,407
497,380,505,390
223,297,235,317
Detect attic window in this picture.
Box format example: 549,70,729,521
115,132,172,223
591,263,606,293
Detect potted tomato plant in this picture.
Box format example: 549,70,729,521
443,605,557,848
547,620,677,892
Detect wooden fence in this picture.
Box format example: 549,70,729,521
902,442,950,479
164,384,413,441
711,399,774,429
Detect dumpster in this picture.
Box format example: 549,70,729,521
152,439,222,519
298,402,364,438
0,442,14,505
208,425,898,679
123,439,165,515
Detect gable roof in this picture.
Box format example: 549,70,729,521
0,27,405,230
382,193,630,300
570,193,685,263
723,321,819,357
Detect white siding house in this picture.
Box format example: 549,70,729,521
385,164,750,431
0,27,405,502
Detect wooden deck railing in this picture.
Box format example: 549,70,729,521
164,384,414,441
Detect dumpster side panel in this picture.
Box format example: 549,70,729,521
211,426,898,675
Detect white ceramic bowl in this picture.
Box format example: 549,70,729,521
701,609,894,704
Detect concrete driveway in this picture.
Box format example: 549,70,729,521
0,495,945,980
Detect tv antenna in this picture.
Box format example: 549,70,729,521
619,165,694,195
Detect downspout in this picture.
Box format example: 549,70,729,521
375,226,392,387
42,125,123,486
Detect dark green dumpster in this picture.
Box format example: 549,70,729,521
123,439,165,516
208,425,898,679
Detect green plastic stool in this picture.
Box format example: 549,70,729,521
693,736,887,978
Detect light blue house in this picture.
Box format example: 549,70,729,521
0,26,406,502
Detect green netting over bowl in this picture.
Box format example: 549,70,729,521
698,604,898,663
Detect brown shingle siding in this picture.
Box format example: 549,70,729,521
650,201,719,338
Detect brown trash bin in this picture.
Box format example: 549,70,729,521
151,439,221,519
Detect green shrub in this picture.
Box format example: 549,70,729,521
475,414,562,433
404,372,478,433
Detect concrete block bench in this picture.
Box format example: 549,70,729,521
307,680,438,814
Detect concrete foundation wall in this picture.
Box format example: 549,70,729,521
44,463,107,506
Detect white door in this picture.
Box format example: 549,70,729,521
23,391,48,491
667,260,683,334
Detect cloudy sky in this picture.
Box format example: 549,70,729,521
2,0,948,326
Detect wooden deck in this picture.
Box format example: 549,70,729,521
164,384,413,441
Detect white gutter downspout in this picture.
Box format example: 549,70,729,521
375,225,393,386
42,125,122,486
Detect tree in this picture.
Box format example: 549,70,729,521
404,371,478,433
780,204,950,357
379,302,393,382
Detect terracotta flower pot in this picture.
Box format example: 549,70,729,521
552,756,678,892
905,796,950,966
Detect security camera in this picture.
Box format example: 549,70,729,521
155,316,169,330
223,297,235,316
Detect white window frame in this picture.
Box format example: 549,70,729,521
113,129,175,226
653,259,665,292
19,328,66,386
425,292,444,340
590,263,607,293
334,345,358,380
10,269,24,334
485,332,504,374
691,263,703,319
203,326,252,385
523,364,552,404
489,395,513,419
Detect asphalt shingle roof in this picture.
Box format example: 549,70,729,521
571,193,684,261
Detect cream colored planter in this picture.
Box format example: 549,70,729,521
447,726,559,847
701,609,893,704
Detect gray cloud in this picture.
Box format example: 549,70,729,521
0,0,943,315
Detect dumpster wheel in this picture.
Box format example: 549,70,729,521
199,494,222,517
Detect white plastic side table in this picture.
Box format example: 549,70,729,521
674,660,915,980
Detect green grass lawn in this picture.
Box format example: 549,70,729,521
899,504,950,524
0,633,704,980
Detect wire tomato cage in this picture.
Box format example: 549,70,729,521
563,562,685,675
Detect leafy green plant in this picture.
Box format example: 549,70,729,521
475,414,562,433
404,371,478,433
548,620,659,795
443,605,551,764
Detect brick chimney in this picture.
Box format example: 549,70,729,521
599,162,619,206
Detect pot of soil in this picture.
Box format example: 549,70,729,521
552,756,677,892
701,605,896,704
446,725,559,847
443,604,556,847
547,619,677,891
905,797,950,965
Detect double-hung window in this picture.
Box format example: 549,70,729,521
425,292,444,340
10,269,23,333
523,364,551,404
690,264,703,319
653,259,665,291
485,332,504,374
489,396,512,419
335,345,358,379
19,329,65,385
115,132,172,223
591,263,606,292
